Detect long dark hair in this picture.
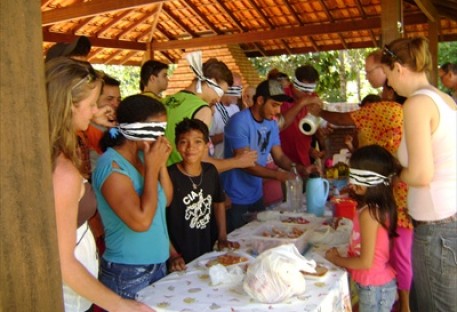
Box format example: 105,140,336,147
350,145,398,238
100,94,166,151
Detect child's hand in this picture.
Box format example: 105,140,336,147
168,255,186,272
325,247,340,263
217,239,240,250
235,150,257,168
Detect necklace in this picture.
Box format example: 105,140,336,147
180,164,203,190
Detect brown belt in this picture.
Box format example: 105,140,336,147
412,214,457,228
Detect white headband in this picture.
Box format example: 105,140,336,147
225,86,242,97
293,77,316,93
110,121,167,142
186,51,224,98
349,168,391,187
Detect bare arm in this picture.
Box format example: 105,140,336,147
281,96,323,130
193,106,213,128
101,137,171,232
400,95,436,186
53,156,154,312
320,110,354,127
325,208,378,270
233,146,290,182
202,150,257,173
159,165,173,206
210,132,224,145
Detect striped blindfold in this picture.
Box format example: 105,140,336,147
293,77,317,93
349,168,392,187
109,121,167,141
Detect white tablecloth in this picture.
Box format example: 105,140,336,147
137,216,352,312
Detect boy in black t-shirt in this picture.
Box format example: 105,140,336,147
167,118,239,272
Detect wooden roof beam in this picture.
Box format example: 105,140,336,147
316,0,348,51
162,5,197,37
96,10,132,37
152,14,429,50
182,0,221,34
42,30,146,50
119,50,140,65
354,0,378,46
116,8,159,39
414,0,438,22
214,0,246,31
246,0,274,28
104,50,124,64
42,0,167,26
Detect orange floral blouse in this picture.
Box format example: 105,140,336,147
351,101,412,229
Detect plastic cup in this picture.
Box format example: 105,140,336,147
333,198,357,220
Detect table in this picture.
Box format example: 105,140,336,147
137,215,352,312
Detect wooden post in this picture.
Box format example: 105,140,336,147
0,0,64,311
381,0,403,46
428,20,439,86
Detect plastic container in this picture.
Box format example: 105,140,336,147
242,222,318,255
286,163,303,212
332,198,357,220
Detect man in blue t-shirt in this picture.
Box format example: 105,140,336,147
223,79,315,232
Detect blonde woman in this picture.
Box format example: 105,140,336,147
46,57,154,312
381,37,457,312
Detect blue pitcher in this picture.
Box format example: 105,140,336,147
305,177,330,217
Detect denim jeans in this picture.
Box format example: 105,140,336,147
355,279,397,312
226,198,264,233
99,258,167,300
410,221,457,312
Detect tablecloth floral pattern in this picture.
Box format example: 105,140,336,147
137,219,352,312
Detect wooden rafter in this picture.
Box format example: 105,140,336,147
119,50,140,65
354,0,378,46
96,10,132,37
414,0,438,21
42,29,146,50
146,3,163,43
282,1,318,52
42,0,166,25
104,50,124,64
316,0,348,49
182,0,221,34
162,4,196,37
116,8,159,40
87,47,104,62
152,14,429,51
214,0,246,32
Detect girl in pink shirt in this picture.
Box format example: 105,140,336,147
326,144,398,312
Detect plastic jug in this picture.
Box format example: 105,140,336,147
305,177,330,216
286,163,303,212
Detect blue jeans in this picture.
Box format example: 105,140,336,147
99,258,166,300
355,279,397,312
226,198,264,233
410,221,457,312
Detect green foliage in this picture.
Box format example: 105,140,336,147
438,42,457,64
93,64,141,97
250,49,370,103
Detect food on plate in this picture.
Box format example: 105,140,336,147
281,216,310,224
261,226,304,238
205,253,249,267
300,264,328,278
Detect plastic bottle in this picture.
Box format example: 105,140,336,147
286,163,303,212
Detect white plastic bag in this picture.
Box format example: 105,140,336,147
208,264,244,287
243,244,317,303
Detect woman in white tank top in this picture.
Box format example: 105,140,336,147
380,37,456,312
